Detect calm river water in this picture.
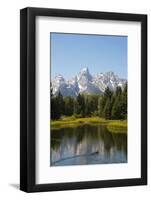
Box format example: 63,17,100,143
50,124,127,166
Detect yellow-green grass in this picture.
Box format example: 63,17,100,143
51,117,107,129
51,116,127,134
107,121,127,134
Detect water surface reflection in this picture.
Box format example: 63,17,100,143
50,124,127,166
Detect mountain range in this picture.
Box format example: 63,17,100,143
52,67,126,96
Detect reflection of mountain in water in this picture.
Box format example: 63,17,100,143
50,125,127,166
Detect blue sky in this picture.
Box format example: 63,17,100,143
50,33,127,79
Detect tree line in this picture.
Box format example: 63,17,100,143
51,83,127,120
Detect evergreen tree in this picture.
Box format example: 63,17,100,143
51,96,61,119
98,96,105,117
64,96,74,116
51,97,56,119
50,86,56,120
51,91,64,120
84,96,91,116
101,87,113,119
75,94,85,117
111,86,122,119
90,95,99,114
115,86,122,96
103,98,112,119
104,87,113,99
56,91,64,116
111,95,122,119
74,98,79,115
121,83,127,119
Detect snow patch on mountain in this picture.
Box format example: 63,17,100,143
52,67,127,96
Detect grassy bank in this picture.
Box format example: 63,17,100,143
107,121,127,134
51,116,127,134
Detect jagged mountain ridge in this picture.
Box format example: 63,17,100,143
52,67,126,96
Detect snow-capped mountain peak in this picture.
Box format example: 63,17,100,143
77,67,92,80
80,67,89,74
52,67,126,96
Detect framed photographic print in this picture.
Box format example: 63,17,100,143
20,7,147,192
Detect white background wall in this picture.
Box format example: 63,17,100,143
0,0,150,199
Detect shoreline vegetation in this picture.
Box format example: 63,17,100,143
51,116,127,134
51,84,127,134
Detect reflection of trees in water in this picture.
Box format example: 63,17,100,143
50,124,127,165
110,133,127,158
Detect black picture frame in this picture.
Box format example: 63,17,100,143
20,7,147,192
